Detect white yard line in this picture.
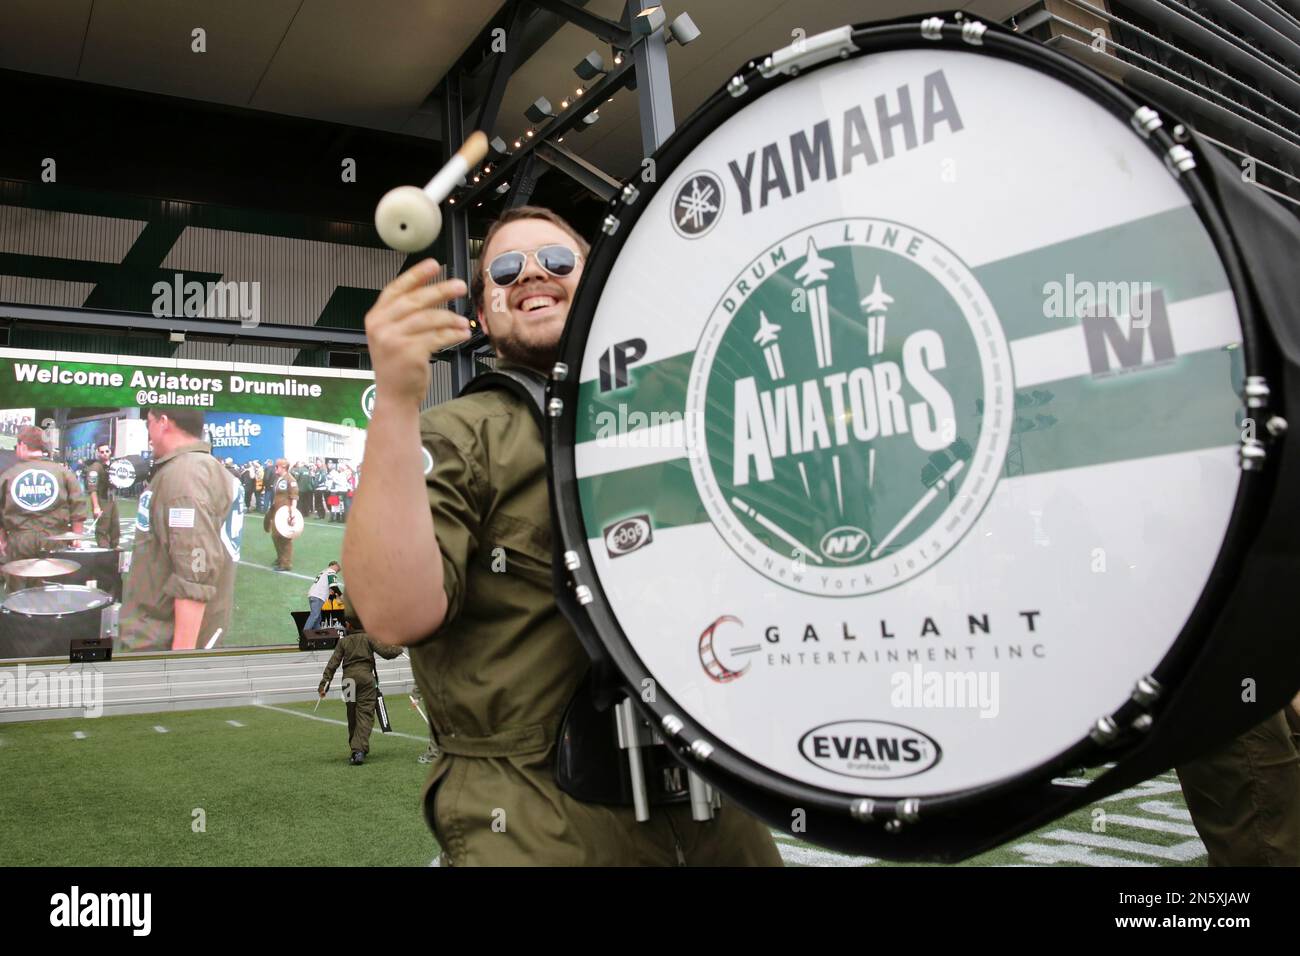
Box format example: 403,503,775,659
254,702,427,742
72,731,87,740
153,725,168,733
238,561,314,581
226,720,245,728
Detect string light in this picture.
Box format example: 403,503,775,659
560,99,569,109
525,128,534,138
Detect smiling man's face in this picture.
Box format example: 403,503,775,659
477,218,584,371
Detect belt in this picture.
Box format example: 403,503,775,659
433,722,554,758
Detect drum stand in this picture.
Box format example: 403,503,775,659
615,697,720,823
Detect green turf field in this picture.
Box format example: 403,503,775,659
0,698,1207,866
115,499,348,648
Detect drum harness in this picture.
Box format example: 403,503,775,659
460,367,721,824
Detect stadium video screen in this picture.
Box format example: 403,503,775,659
0,348,374,659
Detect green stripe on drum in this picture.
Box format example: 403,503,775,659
576,347,1244,538
976,206,1230,341
572,206,1230,445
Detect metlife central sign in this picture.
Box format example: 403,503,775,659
202,413,284,463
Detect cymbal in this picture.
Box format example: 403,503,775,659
2,558,80,577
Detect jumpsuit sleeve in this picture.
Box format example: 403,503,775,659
320,641,344,693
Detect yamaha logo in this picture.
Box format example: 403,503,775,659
798,720,941,780
10,468,59,512
685,218,1013,596
671,171,724,239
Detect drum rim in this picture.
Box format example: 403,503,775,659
2,584,114,615
548,17,1268,827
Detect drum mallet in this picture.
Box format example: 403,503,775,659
374,132,489,253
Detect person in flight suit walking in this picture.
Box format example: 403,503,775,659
118,408,243,652
83,442,120,550
318,620,405,764
264,458,299,571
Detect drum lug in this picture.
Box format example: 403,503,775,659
850,798,876,822
1131,674,1163,707
1244,375,1270,409
897,798,921,824
661,714,684,737
961,20,988,45
550,361,569,381
574,584,593,605
1089,715,1120,746
1163,144,1197,177
1266,415,1288,437
601,214,620,236
921,16,945,40
563,550,581,571
727,74,749,98
689,739,714,761
620,183,640,205
1130,106,1162,139
547,397,563,417
1132,714,1154,733
1240,439,1267,471
757,25,858,79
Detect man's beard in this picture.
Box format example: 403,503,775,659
490,315,563,371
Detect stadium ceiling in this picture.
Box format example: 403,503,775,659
0,0,1031,180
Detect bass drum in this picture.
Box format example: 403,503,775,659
0,585,112,659
548,16,1300,859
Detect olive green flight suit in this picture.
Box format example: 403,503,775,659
319,631,404,754
412,367,783,867
265,473,299,570
119,440,241,652
1176,710,1300,865
83,459,120,550
0,455,87,592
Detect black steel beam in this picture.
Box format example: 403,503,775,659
440,71,473,321
528,0,632,45
455,58,635,206
0,303,371,349
1218,0,1300,59
505,154,542,207
627,0,675,153
475,0,528,138
534,141,620,200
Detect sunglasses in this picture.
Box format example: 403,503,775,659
485,244,582,287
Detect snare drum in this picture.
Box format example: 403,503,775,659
0,585,113,659
547,17,1299,859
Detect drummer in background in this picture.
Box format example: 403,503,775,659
344,206,781,866
264,458,299,572
83,442,120,550
0,426,86,589
118,407,240,652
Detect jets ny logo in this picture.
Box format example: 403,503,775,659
671,171,724,239
685,219,1013,596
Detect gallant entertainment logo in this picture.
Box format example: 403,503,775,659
685,218,1012,596
10,468,59,511
798,719,941,779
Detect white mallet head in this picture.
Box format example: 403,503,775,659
374,132,489,253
